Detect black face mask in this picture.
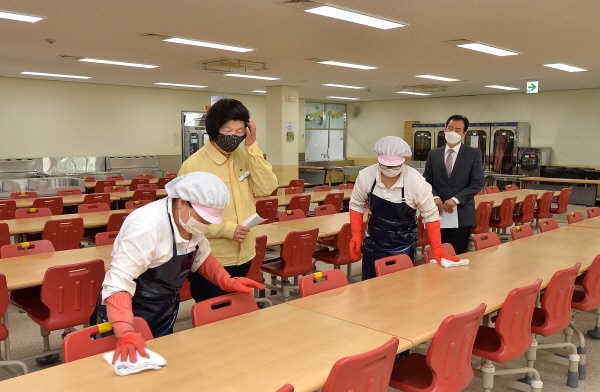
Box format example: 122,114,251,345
214,134,245,153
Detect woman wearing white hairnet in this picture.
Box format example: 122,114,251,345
349,136,459,280
97,172,263,364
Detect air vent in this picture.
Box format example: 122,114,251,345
445,39,472,46
58,54,82,60
201,59,268,73
397,84,448,93
140,32,171,40
278,0,320,9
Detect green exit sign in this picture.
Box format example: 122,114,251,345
527,81,539,94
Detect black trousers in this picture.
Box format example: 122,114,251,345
188,260,251,302
441,226,472,255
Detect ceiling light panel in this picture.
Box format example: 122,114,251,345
224,73,280,81
0,10,45,23
326,96,359,101
322,83,365,89
79,58,159,68
21,71,91,79
543,63,588,72
164,37,253,52
154,82,207,88
305,5,404,29
415,74,460,82
251,90,266,93
457,42,518,56
485,85,519,91
318,60,377,70
396,91,431,96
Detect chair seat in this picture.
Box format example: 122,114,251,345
261,261,313,278
9,287,42,310
314,249,353,266
472,325,503,362
531,307,564,336
390,353,433,391
0,324,7,341
317,236,335,246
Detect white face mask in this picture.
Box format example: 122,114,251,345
380,165,403,178
178,204,209,235
444,131,462,144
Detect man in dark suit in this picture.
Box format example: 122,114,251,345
424,114,484,254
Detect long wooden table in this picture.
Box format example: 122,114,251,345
254,189,353,207
109,189,167,200
85,178,159,190
570,215,600,230
13,194,120,209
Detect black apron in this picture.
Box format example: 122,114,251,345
361,179,417,280
98,199,197,337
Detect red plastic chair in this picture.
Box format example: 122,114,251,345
538,218,559,233
513,193,538,225
322,337,399,392
423,243,456,263
549,187,572,216
0,200,17,220
165,173,177,179
284,186,304,195
313,223,362,280
471,201,494,235
586,207,600,218
94,180,116,194
129,178,150,191
389,303,487,392
320,192,344,213
106,175,124,181
526,263,581,388
287,179,305,189
374,254,413,277
78,203,110,213
137,183,158,190
567,211,585,224
41,217,84,251
485,186,500,194
83,193,111,206
15,207,53,219
156,177,173,189
191,292,258,327
314,204,337,217
0,274,28,374
255,198,279,224
277,209,306,222
125,200,152,209
313,185,331,192
338,183,354,190
104,185,128,193
261,228,319,301
473,279,543,390
510,225,534,240
476,190,484,196
299,270,348,297
0,223,10,249
11,259,105,362
489,197,517,235
63,317,153,363
136,174,154,179
80,176,96,182
473,232,501,250
1,240,55,258
10,191,38,199
179,279,193,302
276,385,294,392
287,195,311,216
533,191,554,225
32,197,64,215
571,255,600,362
94,231,119,246
246,235,268,286
504,184,519,191
56,189,83,196
106,212,130,232
132,189,157,202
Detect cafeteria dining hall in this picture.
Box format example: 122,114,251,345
2,1,600,391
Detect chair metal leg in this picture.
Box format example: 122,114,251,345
586,307,600,339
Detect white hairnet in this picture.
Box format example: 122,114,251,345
165,172,229,223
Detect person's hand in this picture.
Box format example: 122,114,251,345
112,332,148,364
349,209,364,260
443,199,457,213
233,225,250,243
431,246,460,263
245,118,257,146
434,198,444,215
223,277,265,293
349,237,362,260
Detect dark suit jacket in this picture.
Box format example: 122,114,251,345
424,144,484,227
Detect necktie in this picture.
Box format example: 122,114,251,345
446,149,454,178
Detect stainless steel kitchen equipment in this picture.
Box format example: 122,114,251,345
490,122,531,174
182,111,207,162
105,156,161,179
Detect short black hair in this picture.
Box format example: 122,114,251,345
205,99,250,140
445,114,469,132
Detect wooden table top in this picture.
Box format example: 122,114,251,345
0,304,408,392
85,178,159,189
569,216,600,230
14,194,120,209
475,189,558,207
110,189,167,200
520,177,600,186
254,189,352,207
275,212,351,236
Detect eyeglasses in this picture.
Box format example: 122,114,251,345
379,163,402,170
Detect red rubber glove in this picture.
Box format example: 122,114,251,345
198,254,265,293
425,220,460,263
105,291,149,364
349,209,364,260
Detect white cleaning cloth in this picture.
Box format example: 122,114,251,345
103,348,167,376
440,258,470,268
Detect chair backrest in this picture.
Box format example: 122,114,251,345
586,207,600,218
81,176,96,182
423,243,456,263
473,232,501,250
533,263,580,336
106,212,130,232
504,184,519,191
57,189,83,196
125,200,152,209
485,186,500,194
338,183,354,190
567,211,585,224
32,197,64,215
533,191,554,219
94,180,116,194
284,186,304,195
0,274,8,341
83,193,111,205
94,231,119,246
276,385,294,392
106,175,124,181
39,258,105,331
425,303,486,392
63,317,153,363
513,194,537,223
255,198,279,224
278,209,306,222
156,177,173,189
15,207,53,219
510,225,534,240
129,178,150,191
299,270,348,297
490,197,517,228
287,179,305,189
538,218,559,233
246,235,267,284
321,192,344,212
313,185,331,192
550,187,572,214
0,223,10,249
322,337,399,392
572,255,600,312
476,189,483,196
0,200,17,220
1,240,55,258
314,204,337,216
375,254,413,277
10,191,38,199
165,173,177,179
288,195,311,215
136,183,158,190
42,217,84,251
279,228,320,276
191,292,259,327
132,189,157,202
136,174,154,179
78,203,110,213
104,185,128,193
471,201,494,234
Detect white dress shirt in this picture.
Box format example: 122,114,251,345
436,143,462,205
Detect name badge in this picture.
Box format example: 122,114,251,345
239,170,251,182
